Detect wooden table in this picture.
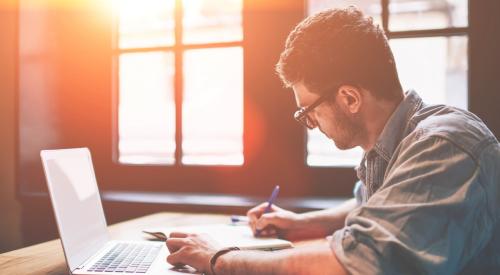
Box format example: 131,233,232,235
0,212,233,275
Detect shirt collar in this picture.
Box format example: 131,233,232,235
370,90,423,162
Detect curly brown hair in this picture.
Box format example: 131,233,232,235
276,6,403,101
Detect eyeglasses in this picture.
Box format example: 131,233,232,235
293,90,335,129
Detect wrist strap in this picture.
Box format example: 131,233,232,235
209,247,240,275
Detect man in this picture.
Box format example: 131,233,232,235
165,6,500,274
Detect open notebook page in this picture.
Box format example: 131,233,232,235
143,224,293,251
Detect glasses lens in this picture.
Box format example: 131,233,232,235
295,108,313,129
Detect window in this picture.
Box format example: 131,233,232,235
14,0,500,202
114,0,243,166
307,0,468,167
19,0,496,202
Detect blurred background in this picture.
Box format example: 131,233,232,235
1,0,499,253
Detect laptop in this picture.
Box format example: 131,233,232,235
41,148,292,274
41,148,195,274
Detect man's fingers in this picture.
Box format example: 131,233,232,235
256,212,279,231
166,238,188,253
248,219,255,234
166,247,189,267
247,202,283,225
247,203,267,233
247,203,288,235
169,232,189,238
259,227,277,237
246,202,268,221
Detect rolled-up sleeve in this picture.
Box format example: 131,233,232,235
330,136,495,275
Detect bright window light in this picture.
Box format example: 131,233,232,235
182,47,244,165
118,52,176,165
390,36,468,109
389,0,468,31
116,0,175,49
307,129,364,167
115,0,243,166
183,0,242,44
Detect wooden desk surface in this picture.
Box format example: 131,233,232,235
0,212,231,275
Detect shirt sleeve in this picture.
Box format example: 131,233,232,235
330,135,495,275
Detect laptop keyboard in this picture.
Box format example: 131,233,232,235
87,243,162,273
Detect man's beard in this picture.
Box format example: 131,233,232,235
331,102,364,150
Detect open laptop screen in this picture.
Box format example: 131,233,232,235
41,148,109,272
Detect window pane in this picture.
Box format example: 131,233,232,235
308,0,382,27
182,0,242,44
390,36,468,109
118,52,176,164
307,129,363,167
182,47,243,165
116,0,175,49
389,0,468,31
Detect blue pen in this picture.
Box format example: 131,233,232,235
255,185,280,236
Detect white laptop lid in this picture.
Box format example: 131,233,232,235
41,148,109,272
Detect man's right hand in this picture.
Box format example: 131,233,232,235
247,198,358,241
246,203,305,240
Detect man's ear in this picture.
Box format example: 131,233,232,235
337,85,362,114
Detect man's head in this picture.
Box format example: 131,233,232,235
276,6,404,150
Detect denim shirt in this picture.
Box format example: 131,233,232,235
331,91,500,274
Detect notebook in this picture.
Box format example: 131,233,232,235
143,224,293,251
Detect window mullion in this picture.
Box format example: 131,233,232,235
174,0,183,165
382,0,389,32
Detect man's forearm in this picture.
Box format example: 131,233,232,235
300,198,357,235
214,243,347,275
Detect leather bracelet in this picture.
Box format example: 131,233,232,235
209,247,240,275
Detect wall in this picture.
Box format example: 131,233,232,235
0,0,23,253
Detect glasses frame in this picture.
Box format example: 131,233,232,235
293,87,338,129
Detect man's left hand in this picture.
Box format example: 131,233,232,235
166,232,221,273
